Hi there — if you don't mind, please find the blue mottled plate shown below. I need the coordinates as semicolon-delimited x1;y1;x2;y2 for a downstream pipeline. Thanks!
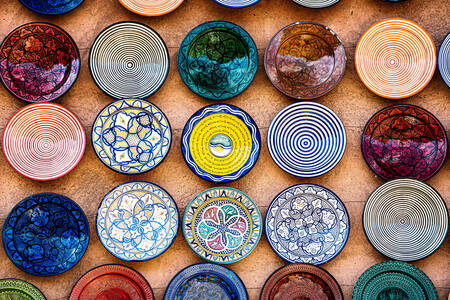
164;263;248;300
97;181;179;261
19;0;83;15
438;33;450;88
178;21;258;100
213;0;259;7
3;193;89;276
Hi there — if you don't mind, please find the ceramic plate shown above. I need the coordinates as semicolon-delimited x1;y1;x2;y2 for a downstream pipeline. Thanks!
265;183;349;264
89;22;169;99
92;99;171;174
261;264;343;300
353;261;438;300
265;22;346;99
363;179;448;261
178;21;258;100
0;279;46;299
2;103;86;181
97;181;179;261
438;33;450;87
355;18;436;99
19;0;83;14
362;104;447;181
183;187;262;264
182;104;260;183
213;0;259;8
164;263;248;300
0;22;80;102
291;0;340;8
69;264;154;299
119;0;183;16
3;193;89;276
268;102;346;177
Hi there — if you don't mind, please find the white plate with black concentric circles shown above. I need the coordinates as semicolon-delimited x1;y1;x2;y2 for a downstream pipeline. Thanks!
268;102;346;177
363;179;448;261
89;22;170;99
292;0;340;8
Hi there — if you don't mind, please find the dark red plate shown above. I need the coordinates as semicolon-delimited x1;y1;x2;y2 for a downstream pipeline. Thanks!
0;22;80;103
362;104;447;181
69;265;154;300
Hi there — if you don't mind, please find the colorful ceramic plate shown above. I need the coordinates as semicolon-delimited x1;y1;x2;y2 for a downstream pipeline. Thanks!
261;264;343;300
438;33;450;87
119;0;183;16
353;261;438;300
89;22;169;99
97;181;179;261
3;193;89;276
291;0;340;8
92;99;172;174
0;279;46;299
355;18;436;99
362;104;447;181
0;22;80;103
181;104;260;182
164;263;248;300
213;0;259;7
69;264;154;299
265;22;346;99
19;0;83;14
363;179;448;261
2;103;86;181
268;102;346;177
178;21;258;100
266;184;349;264
183;187;262;264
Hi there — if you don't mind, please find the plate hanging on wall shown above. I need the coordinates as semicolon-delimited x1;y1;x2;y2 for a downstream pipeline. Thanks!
119;0;184;16
213;0;260;8
0;279;46;299
291;0;340;8
438;33;450;87
18;0;84;14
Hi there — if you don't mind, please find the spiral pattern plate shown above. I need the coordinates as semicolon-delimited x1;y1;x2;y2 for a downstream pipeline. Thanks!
438;33;450;87
213;0;259;7
292;0;340;8
119;0;183;16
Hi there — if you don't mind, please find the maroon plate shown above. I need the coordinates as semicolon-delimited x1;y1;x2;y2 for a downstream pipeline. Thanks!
362;104;447;181
260;264;343;300
69;265;154;300
0;22;80;103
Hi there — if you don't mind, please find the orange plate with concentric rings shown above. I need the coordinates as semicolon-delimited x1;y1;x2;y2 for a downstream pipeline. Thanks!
355;18;436;99
119;0;184;16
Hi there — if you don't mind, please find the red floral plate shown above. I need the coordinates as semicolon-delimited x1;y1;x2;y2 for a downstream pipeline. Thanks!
260;264;343;300
69;265;154;300
0;22;80;103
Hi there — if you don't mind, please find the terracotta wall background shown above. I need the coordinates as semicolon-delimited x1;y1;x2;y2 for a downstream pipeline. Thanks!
0;0;448;299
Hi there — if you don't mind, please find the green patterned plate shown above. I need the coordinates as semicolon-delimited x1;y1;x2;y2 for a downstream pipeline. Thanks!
0;279;46;299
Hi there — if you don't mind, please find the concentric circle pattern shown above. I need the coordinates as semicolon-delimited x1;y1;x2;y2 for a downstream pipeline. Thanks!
89;22;170;99
355;18;436;99
2;103;86;181
292;0;340;8
268;102;346;177
363;179;448;261
119;0;183;16
0;279;46;299
438;33;450;87
213;0;260;7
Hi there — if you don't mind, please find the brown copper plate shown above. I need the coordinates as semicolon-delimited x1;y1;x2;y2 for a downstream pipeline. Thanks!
260;264;343;300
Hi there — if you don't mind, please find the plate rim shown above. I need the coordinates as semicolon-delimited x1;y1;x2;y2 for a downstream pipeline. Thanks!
18;0;84;15
119;0;184;16
212;0;260;8
438;32;450;87
0;278;47;299
291;0;341;9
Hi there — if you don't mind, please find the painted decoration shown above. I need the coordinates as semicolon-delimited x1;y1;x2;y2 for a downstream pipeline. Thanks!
291;0;340;8
213;0;259;7
119;0;184;16
438;33;450;87
18;0;83;14
0;279;46;299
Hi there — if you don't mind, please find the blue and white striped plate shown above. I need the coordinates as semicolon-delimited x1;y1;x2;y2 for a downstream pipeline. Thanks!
268;102;346;177
213;0;259;7
438;33;450;88
292;0;340;8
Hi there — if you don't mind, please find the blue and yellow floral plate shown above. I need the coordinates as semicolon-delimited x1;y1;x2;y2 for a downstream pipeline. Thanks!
97;181;179;261
3;193;89;276
92;99;171;174
19;0;84;15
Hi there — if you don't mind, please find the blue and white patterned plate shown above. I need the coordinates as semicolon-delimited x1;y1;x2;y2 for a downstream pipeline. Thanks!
92;99;171;174
265;184;350;264
268;102;346;177
19;0;84;15
438;33;450;88
96;181;179;261
3;193;89;276
213;0;260;8
164;263;248;300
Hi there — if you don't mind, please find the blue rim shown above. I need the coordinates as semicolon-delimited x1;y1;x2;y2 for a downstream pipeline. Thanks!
18;0;84;15
438;33;450;88
212;0;260;8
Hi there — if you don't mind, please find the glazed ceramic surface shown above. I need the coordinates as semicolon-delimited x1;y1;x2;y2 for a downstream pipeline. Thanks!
362;104;447;181
164;263;248;300
181;104;260;183
183;187;262;264
260;264;343;300
89;22;169;99
3;193;89;276
0;279;46;299
355;18;436;99
266;184;349;264
213;0;259;8
363;179;448;261
69;264;154;300
292;0;340;8
438;33;450;87
2;103;86;181
265;22;346;99
352;261;438;300
92;99;171;174
19;0;83;14
119;0;184;16
97;181;179;261
178;21;258;100
0;22;80;102
268;102;346;177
